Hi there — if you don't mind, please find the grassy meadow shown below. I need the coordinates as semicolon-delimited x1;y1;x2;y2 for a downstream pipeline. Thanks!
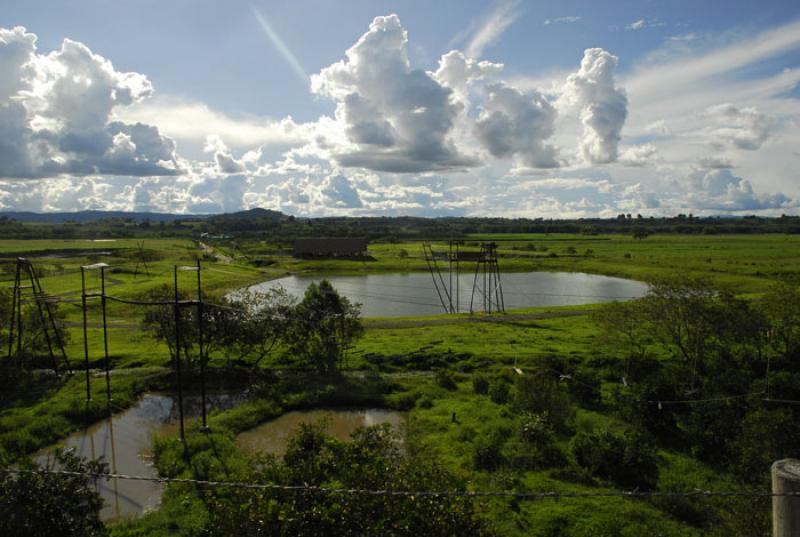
1;232;797;535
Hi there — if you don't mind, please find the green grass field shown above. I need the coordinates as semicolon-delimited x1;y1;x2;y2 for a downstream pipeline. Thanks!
1;233;795;535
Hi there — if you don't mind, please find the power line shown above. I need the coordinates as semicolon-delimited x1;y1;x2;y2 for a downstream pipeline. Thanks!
1;468;789;500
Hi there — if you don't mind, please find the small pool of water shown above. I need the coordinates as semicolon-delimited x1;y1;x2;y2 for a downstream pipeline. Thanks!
245;271;648;317
237;409;406;456
35;392;246;522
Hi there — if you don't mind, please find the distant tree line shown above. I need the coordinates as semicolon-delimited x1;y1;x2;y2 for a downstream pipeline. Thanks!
1;211;799;240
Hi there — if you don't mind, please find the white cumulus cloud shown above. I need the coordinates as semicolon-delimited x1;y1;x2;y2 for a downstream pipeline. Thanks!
560;48;628;164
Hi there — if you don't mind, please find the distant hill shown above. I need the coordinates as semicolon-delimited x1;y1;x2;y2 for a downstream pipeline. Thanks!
207;208;290;222
0;210;200;223
0;208;289;224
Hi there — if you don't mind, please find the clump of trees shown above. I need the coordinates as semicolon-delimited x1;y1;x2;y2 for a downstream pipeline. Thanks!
199;423;492;536
595;274;800;485
141;279;362;376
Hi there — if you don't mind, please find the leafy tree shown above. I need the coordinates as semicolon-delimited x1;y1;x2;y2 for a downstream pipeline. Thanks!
730;407;800;484
593;299;654;378
140;284;196;365
0;450;107;536
219;287;296;368
287;280;363;376
761;280;800;359
641;275;766;393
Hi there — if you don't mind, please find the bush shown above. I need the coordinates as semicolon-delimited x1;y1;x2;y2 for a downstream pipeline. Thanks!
506;413;567;470
570;430;659;490
489;381;510;405
473;429;507;471
513;373;574;434
436;370;458;391
417;395;434;409
472;374;489;395
0;450;107;536
567;369;602;408
387;391;418;411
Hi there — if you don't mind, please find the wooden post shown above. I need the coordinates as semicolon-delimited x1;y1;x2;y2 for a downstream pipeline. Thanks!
773;459;800;537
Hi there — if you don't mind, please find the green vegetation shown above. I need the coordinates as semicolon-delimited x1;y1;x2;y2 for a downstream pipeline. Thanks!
0;229;798;536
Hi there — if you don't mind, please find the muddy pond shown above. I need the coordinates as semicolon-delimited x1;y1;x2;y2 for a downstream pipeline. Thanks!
37;394;404;521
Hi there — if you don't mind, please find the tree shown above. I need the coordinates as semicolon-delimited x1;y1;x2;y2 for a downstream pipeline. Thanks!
761;280;800;359
221;287;296;368
593;299;654;378
140;284;197;367
0;450;107;536
287;280;363;376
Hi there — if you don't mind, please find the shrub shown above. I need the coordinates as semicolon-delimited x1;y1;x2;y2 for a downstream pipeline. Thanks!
473;429;507;471
436;370;458;391
513;373;574;434
0;450;107;536
489;381;510;405
417;395;434;409
472;374;489;395
387;391;418;411
570;430;659;490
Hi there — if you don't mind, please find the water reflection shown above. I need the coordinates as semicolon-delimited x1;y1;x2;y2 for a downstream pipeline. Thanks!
247;272;648;317
36;392;247;521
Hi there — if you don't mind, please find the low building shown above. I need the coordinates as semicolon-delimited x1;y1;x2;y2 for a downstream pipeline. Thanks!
293;237;368;257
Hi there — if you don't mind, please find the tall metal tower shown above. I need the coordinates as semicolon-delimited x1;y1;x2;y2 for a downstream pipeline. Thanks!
423;241;504;314
6;257;70;372
469;242;505;314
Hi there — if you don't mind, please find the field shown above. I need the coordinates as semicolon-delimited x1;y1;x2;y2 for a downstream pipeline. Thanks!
1;233;797;535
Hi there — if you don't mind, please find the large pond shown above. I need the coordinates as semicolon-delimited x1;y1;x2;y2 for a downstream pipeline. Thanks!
246;272;648;317
237;409;406;456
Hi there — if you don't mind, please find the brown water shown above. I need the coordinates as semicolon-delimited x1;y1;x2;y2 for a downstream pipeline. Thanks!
237;408;406;455
35;392;247;521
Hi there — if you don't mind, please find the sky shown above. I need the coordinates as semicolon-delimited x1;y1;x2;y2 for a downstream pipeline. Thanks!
0;0;799;217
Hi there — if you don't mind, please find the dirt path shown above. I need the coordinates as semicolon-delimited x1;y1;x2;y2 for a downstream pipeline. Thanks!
198;241;233;264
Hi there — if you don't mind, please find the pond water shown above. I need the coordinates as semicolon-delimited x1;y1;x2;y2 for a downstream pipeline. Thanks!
35;392;246;522
246;272;648;317
237;408;406;456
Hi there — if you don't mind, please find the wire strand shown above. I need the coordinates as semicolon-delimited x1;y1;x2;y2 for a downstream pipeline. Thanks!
1;468;788;500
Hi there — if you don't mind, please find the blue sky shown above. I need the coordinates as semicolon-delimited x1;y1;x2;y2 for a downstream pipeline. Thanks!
0;0;798;216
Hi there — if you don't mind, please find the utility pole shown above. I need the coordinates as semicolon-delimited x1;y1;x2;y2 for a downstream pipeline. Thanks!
773;459;800;537
173;266;186;446
81;266;91;401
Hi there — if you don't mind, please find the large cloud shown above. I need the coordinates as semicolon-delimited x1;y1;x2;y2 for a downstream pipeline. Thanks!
475;83;559;168
705;103;773;150
0;26;180;179
687;168;790;211
560;48;628;164
310;15;476;173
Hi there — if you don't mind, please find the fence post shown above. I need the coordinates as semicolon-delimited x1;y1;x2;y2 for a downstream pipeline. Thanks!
773;459;800;537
